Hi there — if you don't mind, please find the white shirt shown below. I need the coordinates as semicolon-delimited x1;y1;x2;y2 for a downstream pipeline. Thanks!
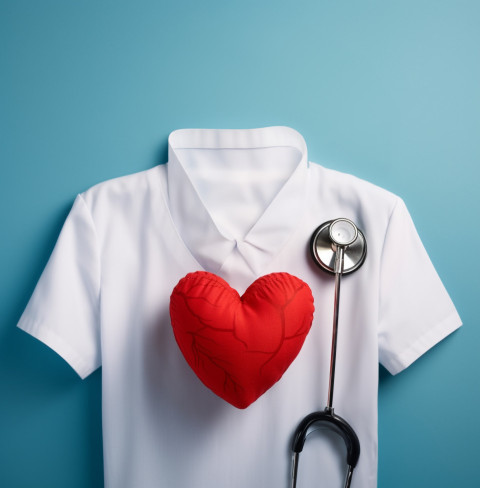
17;126;462;488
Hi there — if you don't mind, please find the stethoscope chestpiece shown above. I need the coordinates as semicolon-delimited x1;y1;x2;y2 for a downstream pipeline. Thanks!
329;219;358;247
310;219;367;275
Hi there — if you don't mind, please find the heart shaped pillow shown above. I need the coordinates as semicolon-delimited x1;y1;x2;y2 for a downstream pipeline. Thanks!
169;271;314;409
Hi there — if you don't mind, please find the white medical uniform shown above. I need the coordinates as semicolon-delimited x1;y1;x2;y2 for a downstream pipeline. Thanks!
17;126;462;488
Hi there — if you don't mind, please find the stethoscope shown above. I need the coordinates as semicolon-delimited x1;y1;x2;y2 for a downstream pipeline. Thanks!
291;218;367;488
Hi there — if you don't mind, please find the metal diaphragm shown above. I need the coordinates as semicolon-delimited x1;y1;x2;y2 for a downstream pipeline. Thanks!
310;220;367;275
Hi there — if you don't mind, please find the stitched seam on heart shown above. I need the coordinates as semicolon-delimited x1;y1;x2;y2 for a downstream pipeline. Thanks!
177;271;240;299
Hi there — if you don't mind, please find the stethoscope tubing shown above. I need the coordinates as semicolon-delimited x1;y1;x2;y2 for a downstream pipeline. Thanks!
327;248;343;410
291;219;366;488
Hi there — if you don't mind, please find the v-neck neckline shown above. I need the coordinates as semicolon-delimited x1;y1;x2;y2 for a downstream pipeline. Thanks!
165;126;310;284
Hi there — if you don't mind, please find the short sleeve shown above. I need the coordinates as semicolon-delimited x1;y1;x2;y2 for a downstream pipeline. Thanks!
17;194;101;379
378;198;462;375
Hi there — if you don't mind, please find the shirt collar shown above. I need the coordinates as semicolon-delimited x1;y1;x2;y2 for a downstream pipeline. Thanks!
166;126;309;281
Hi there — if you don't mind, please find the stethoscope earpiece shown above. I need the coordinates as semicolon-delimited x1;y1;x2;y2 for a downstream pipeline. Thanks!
292;218;366;488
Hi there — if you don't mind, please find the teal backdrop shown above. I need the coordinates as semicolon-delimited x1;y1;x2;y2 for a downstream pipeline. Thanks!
1;0;479;486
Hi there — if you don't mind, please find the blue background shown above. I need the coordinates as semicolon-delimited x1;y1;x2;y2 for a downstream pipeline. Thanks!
1;0;479;486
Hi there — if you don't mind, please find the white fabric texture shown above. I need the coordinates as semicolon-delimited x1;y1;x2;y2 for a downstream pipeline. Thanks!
17;126;462;488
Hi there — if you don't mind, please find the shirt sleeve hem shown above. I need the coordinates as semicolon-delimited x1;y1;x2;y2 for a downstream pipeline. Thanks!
17;317;99;380
382;311;463;376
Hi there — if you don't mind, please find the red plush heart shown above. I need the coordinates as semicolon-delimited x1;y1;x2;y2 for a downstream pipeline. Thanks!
169;271;314;409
